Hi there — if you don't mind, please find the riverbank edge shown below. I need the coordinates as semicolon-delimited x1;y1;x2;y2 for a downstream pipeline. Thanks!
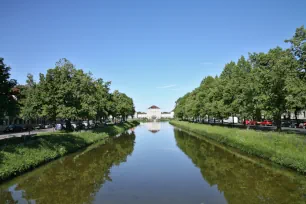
170;120;306;173
0;121;139;183
175;127;306;181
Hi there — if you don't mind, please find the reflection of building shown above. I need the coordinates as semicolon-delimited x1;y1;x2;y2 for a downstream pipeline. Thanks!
144;122;161;133
134;105;174;120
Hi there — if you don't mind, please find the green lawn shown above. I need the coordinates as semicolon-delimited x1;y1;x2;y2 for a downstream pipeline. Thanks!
170;120;306;173
0;121;139;182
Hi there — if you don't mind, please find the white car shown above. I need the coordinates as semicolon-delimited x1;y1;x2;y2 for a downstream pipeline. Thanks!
45;124;53;129
71;123;77;129
82;121;89;129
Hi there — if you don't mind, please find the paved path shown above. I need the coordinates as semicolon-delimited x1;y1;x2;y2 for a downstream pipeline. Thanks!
0;128;55;140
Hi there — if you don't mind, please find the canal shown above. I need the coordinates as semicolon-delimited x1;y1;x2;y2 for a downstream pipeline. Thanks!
1;122;306;204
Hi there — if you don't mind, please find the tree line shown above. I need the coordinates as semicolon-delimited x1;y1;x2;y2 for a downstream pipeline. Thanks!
174;26;306;130
0;58;135;127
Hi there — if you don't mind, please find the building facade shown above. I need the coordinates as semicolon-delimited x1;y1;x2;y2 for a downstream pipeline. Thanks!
134;105;174;119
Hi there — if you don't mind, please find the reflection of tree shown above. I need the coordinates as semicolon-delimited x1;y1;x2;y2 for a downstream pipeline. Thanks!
174;129;306;204
1;132;135;204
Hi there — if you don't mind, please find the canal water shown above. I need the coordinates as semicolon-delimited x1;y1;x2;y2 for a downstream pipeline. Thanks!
1;122;306;204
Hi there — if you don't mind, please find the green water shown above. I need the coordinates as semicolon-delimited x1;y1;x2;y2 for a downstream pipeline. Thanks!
0;122;306;204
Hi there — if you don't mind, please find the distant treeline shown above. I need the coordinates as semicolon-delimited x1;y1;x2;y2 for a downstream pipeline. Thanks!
0;58;135;124
174;26;306;130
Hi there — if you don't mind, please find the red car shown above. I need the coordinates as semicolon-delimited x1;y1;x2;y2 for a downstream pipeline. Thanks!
298;122;306;129
259;120;273;126
243;120;257;125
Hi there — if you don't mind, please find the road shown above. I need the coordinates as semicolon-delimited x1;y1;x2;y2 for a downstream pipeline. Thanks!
0;128;55;140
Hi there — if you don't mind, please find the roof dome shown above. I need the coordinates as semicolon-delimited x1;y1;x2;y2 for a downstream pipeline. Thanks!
148;105;160;109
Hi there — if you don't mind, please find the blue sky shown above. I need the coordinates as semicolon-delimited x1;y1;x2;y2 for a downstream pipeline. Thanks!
1;0;305;112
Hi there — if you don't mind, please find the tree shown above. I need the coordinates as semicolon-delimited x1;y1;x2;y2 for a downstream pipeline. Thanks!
285;25;306;79
95;79;112;122
0;57;17;121
39;59;96;125
174;92;190;120
285;25;306;121
249;47;297;130
219;61;238;122
111;90;135;122
20;74;42;125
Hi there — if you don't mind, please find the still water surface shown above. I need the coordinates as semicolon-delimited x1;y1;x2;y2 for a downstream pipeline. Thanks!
1;122;306;204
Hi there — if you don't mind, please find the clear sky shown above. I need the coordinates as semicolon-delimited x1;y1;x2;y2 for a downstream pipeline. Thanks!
1;0;305;112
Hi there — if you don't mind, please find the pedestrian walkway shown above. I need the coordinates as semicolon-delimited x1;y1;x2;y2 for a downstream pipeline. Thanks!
0;128;54;140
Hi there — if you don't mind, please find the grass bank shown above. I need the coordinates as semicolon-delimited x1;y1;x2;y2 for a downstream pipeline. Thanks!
170;120;306;173
0;121;139;182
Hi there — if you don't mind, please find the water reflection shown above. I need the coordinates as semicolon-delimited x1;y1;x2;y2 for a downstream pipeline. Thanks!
2;123;306;204
0;131;136;204
174;129;306;204
144;122;161;133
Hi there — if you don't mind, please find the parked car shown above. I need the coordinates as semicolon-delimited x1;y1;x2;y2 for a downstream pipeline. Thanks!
44;124;53;129
23;124;34;131
55;123;63;130
281;121;292;127
82;121;89;129
223;117;238;124
3;125;24;133
289;122;299;128
208;119;215;123
35;124;45;129
298;122;306;129
243;120;257;125
260;120;273;126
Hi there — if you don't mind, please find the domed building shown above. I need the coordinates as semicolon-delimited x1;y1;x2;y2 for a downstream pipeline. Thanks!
134;105;174;119
147;105;162;120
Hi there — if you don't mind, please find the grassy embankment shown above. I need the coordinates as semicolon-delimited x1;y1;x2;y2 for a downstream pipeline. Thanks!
170;120;306;173
0;121;139;182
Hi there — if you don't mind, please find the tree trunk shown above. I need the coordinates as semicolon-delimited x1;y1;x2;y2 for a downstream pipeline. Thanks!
276;114;282;132
295;110;298;126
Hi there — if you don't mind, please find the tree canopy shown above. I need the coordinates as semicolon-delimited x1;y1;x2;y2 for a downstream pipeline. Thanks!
0;58;17;121
0;58;135;125
174;26;306;131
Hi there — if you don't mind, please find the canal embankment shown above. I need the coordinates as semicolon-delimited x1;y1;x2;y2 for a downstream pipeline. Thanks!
170;120;306;173
0;121;139;183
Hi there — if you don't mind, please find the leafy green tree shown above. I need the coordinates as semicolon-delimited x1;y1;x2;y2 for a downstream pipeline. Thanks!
250;47;297;130
111;90;135;121
39;59;100;126
285;25;306;79
95;79;112;122
20;74;42;125
174;93;190;120
0;57;17;121
173;26;305;131
219;61;238;121
285;25;306;121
